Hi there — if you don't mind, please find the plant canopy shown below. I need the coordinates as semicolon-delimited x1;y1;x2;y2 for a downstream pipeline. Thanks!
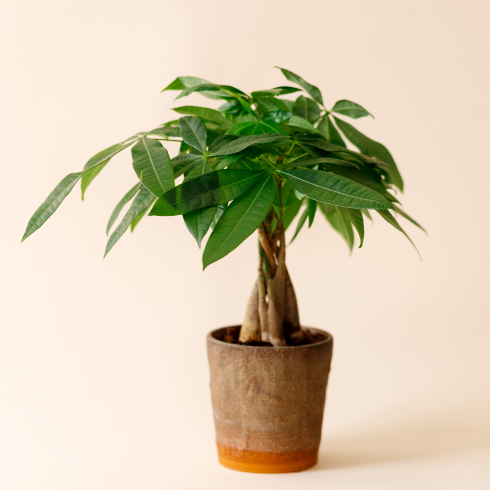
23;68;424;346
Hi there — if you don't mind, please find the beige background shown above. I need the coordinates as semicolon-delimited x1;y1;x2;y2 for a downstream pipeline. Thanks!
1;0;489;488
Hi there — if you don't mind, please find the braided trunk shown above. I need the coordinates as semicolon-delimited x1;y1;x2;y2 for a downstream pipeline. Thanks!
239;187;303;346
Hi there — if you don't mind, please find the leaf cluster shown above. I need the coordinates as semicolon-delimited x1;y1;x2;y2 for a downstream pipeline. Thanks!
23;68;424;265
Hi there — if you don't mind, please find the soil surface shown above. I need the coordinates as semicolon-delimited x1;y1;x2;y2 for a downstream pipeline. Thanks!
220;326;327;347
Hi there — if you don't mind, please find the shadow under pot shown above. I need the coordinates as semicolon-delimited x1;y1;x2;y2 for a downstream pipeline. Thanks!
207;326;333;473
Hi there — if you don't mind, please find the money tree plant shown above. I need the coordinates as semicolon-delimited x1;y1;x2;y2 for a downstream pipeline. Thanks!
23;68;423;346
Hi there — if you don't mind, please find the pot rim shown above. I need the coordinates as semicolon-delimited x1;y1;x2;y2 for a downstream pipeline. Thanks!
207;325;333;350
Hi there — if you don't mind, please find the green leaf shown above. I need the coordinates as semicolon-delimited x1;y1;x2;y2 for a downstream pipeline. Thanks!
308;198;317;227
212;154;241;171
210;133;287;156
104;187;155;257
320;204;354;251
282;157;360;170
263;111;292;123
147;126;181;138
81;162;108;200
226;120;287;136
280;169;392;209
184;207;218;248
184;160;213;182
80;139;137;197
162;76;210;92
289;206;308;244
255;96;289;114
176;84;248;101
377;209;421;259
339;207;364;247
393;205;427;234
282;198;303;231
317;116;346;147
210;204;227;230
82;140;136;173
331;100;373;119
106;182;142;236
293;96;321;123
132;137;174;197
22;172;83;241
202;175;275;269
251;86;301;97
149;170;266;216
131;197;156;232
275;67;324;106
316;164;399;203
362;209;373;221
172;106;230;126
179;116;207;153
287;115;320;134
218;100;242;115
334;117;403;191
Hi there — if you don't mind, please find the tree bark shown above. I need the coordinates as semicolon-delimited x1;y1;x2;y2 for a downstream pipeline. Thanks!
239;181;302;345
267;236;286;346
258;251;270;343
238;280;261;342
284;268;303;341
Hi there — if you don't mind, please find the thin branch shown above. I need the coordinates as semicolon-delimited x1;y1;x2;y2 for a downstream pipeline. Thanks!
258;225;276;277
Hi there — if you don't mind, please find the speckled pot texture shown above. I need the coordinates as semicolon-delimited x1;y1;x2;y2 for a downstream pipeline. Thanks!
207;326;333;473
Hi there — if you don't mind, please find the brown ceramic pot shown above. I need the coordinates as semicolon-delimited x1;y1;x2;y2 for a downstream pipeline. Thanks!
207;326;333;473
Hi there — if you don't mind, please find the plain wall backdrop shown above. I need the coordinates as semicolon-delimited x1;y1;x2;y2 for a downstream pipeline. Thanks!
1;0;489;488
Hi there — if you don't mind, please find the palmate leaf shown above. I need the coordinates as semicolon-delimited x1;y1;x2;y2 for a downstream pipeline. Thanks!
172;106;231;127
175;83;248;101
255;96;290;115
392;205;427;234
308;198;317;227
320;203;355;251
318;164;399;204
293;96;321;123
282;157;360;170
377;209;421;259
334;117;404;191
184;207;218;248
182;159;216;247
225;120;287;136
282;198;303;231
331;100;373;119
106;182;142;236
275;67;324;106
289;206;308;245
317;116;346;147
131;197;156;232
184;160;213;182
339;207;364;247
131;137;174;197
287;115;319;134
149;170;266;216
280;169;392;209
251;87;301;97
81;138;137;199
202;175;275;269
210;204;227;230
147;126;180;138
162;76;210;92
179;116;207;153
104;187;156;257
210;133;287;156
22;172;83;241
263;111;293;124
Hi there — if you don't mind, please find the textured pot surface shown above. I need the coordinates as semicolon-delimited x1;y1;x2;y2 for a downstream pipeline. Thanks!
207;326;333;473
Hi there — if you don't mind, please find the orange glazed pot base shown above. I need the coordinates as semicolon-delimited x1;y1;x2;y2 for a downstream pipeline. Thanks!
217;444;318;473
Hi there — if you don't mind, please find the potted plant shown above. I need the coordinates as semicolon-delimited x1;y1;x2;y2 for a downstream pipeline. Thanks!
23;67;422;473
